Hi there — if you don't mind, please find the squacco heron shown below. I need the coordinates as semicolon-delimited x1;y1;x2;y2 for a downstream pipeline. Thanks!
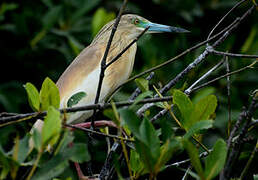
31;14;188;150
55;14;189;124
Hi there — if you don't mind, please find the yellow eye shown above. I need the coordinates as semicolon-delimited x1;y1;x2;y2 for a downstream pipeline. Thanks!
134;19;140;25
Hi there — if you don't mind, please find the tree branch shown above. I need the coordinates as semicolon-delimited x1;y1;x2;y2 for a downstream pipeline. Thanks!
0;96;175;126
191;61;257;93
92;0;128;128
221;92;258;179
208;48;258;59
136;5;256;117
65;123;133;142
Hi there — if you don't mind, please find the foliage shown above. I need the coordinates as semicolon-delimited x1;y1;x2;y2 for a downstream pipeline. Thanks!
67;91;87;108
0;0;257;179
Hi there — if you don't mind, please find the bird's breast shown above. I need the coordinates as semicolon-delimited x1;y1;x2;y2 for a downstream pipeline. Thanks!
104;43;137;94
57;42;137;124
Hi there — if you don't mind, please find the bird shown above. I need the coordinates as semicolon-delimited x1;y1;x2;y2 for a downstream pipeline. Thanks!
55;14;189;124
29;15;189;178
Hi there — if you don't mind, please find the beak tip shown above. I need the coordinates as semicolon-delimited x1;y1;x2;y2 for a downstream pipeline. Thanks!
169;26;190;33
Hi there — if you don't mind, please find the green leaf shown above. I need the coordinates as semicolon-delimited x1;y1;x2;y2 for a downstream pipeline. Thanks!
160;119;174;142
254;174;258;180
0;3;18;16
17;135;29;163
68;143;91;163
70;0;101;24
134;139;155;173
42;6;62;30
155;139;180;172
111;101;120;126
241;27;257;53
192;87;216;104
155;101;167;109
42;106;61;147
135;78;149;92
39;77;60;111
24;83;40;111
131;91;153;107
67;35;84;55
120;109;141;139
31;154;69;180
139;117;160;162
103;109;116;121
0;145;11;179
183;140;205;179
192;95;217;123
67;91;86;108
173;90;194;129
32;129;42;152
30;29;47;48
184;120;213;139
121;109;160;173
54;130;74;154
92;8;115;37
130;149;144;174
204;139;227;180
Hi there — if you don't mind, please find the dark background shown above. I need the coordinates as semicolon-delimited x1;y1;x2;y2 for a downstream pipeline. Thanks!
0;0;257;178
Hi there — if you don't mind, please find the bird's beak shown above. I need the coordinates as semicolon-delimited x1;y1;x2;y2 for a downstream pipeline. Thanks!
145;22;190;33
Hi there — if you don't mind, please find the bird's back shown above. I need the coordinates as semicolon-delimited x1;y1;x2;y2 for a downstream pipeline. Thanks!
57;39;137;124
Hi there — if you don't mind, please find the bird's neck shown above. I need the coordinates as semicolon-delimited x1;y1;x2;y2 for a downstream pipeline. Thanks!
91;30;131;49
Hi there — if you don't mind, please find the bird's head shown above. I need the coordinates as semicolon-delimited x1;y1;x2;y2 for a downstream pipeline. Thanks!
93;14;189;43
118;14;190;39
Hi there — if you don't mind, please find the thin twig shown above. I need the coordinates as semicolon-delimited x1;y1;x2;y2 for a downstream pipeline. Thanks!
128;72;155;101
110;15;242;99
99;72;155;179
208;48;258;58
222;94;258;179
151;59;256;122
65;124;133;142
99;142;121;180
227;107;246;148
207;0;247;40
105;26;150;68
0;112;18;117
191;61;257;93
137;48;209;116
226;57;232;137
137;5;256;117
0;96;175;126
153;85;210;154
239;140;258;180
1;59;255;128
92;0;128;128
165;150;210;169
184;58;225;94
182;165;192;180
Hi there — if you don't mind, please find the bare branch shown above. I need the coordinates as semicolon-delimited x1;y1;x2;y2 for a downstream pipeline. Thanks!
136;4;256;117
110;14;242;98
65;123;133;142
92;0;128;128
165;150;210;169
226;57;232;137
207;0;248;40
184;58;225;94
191;61;257;93
105;26;150;68
128;72;155;101
0;96;175;126
221;93;258;179
208;48;258;58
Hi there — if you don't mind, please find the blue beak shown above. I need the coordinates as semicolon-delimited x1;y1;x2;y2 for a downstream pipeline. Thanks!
146;22;190;33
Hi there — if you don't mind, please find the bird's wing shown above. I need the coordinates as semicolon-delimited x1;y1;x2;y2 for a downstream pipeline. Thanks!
56;43;104;108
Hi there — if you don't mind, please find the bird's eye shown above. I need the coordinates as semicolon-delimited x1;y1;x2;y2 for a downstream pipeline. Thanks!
134;19;140;25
